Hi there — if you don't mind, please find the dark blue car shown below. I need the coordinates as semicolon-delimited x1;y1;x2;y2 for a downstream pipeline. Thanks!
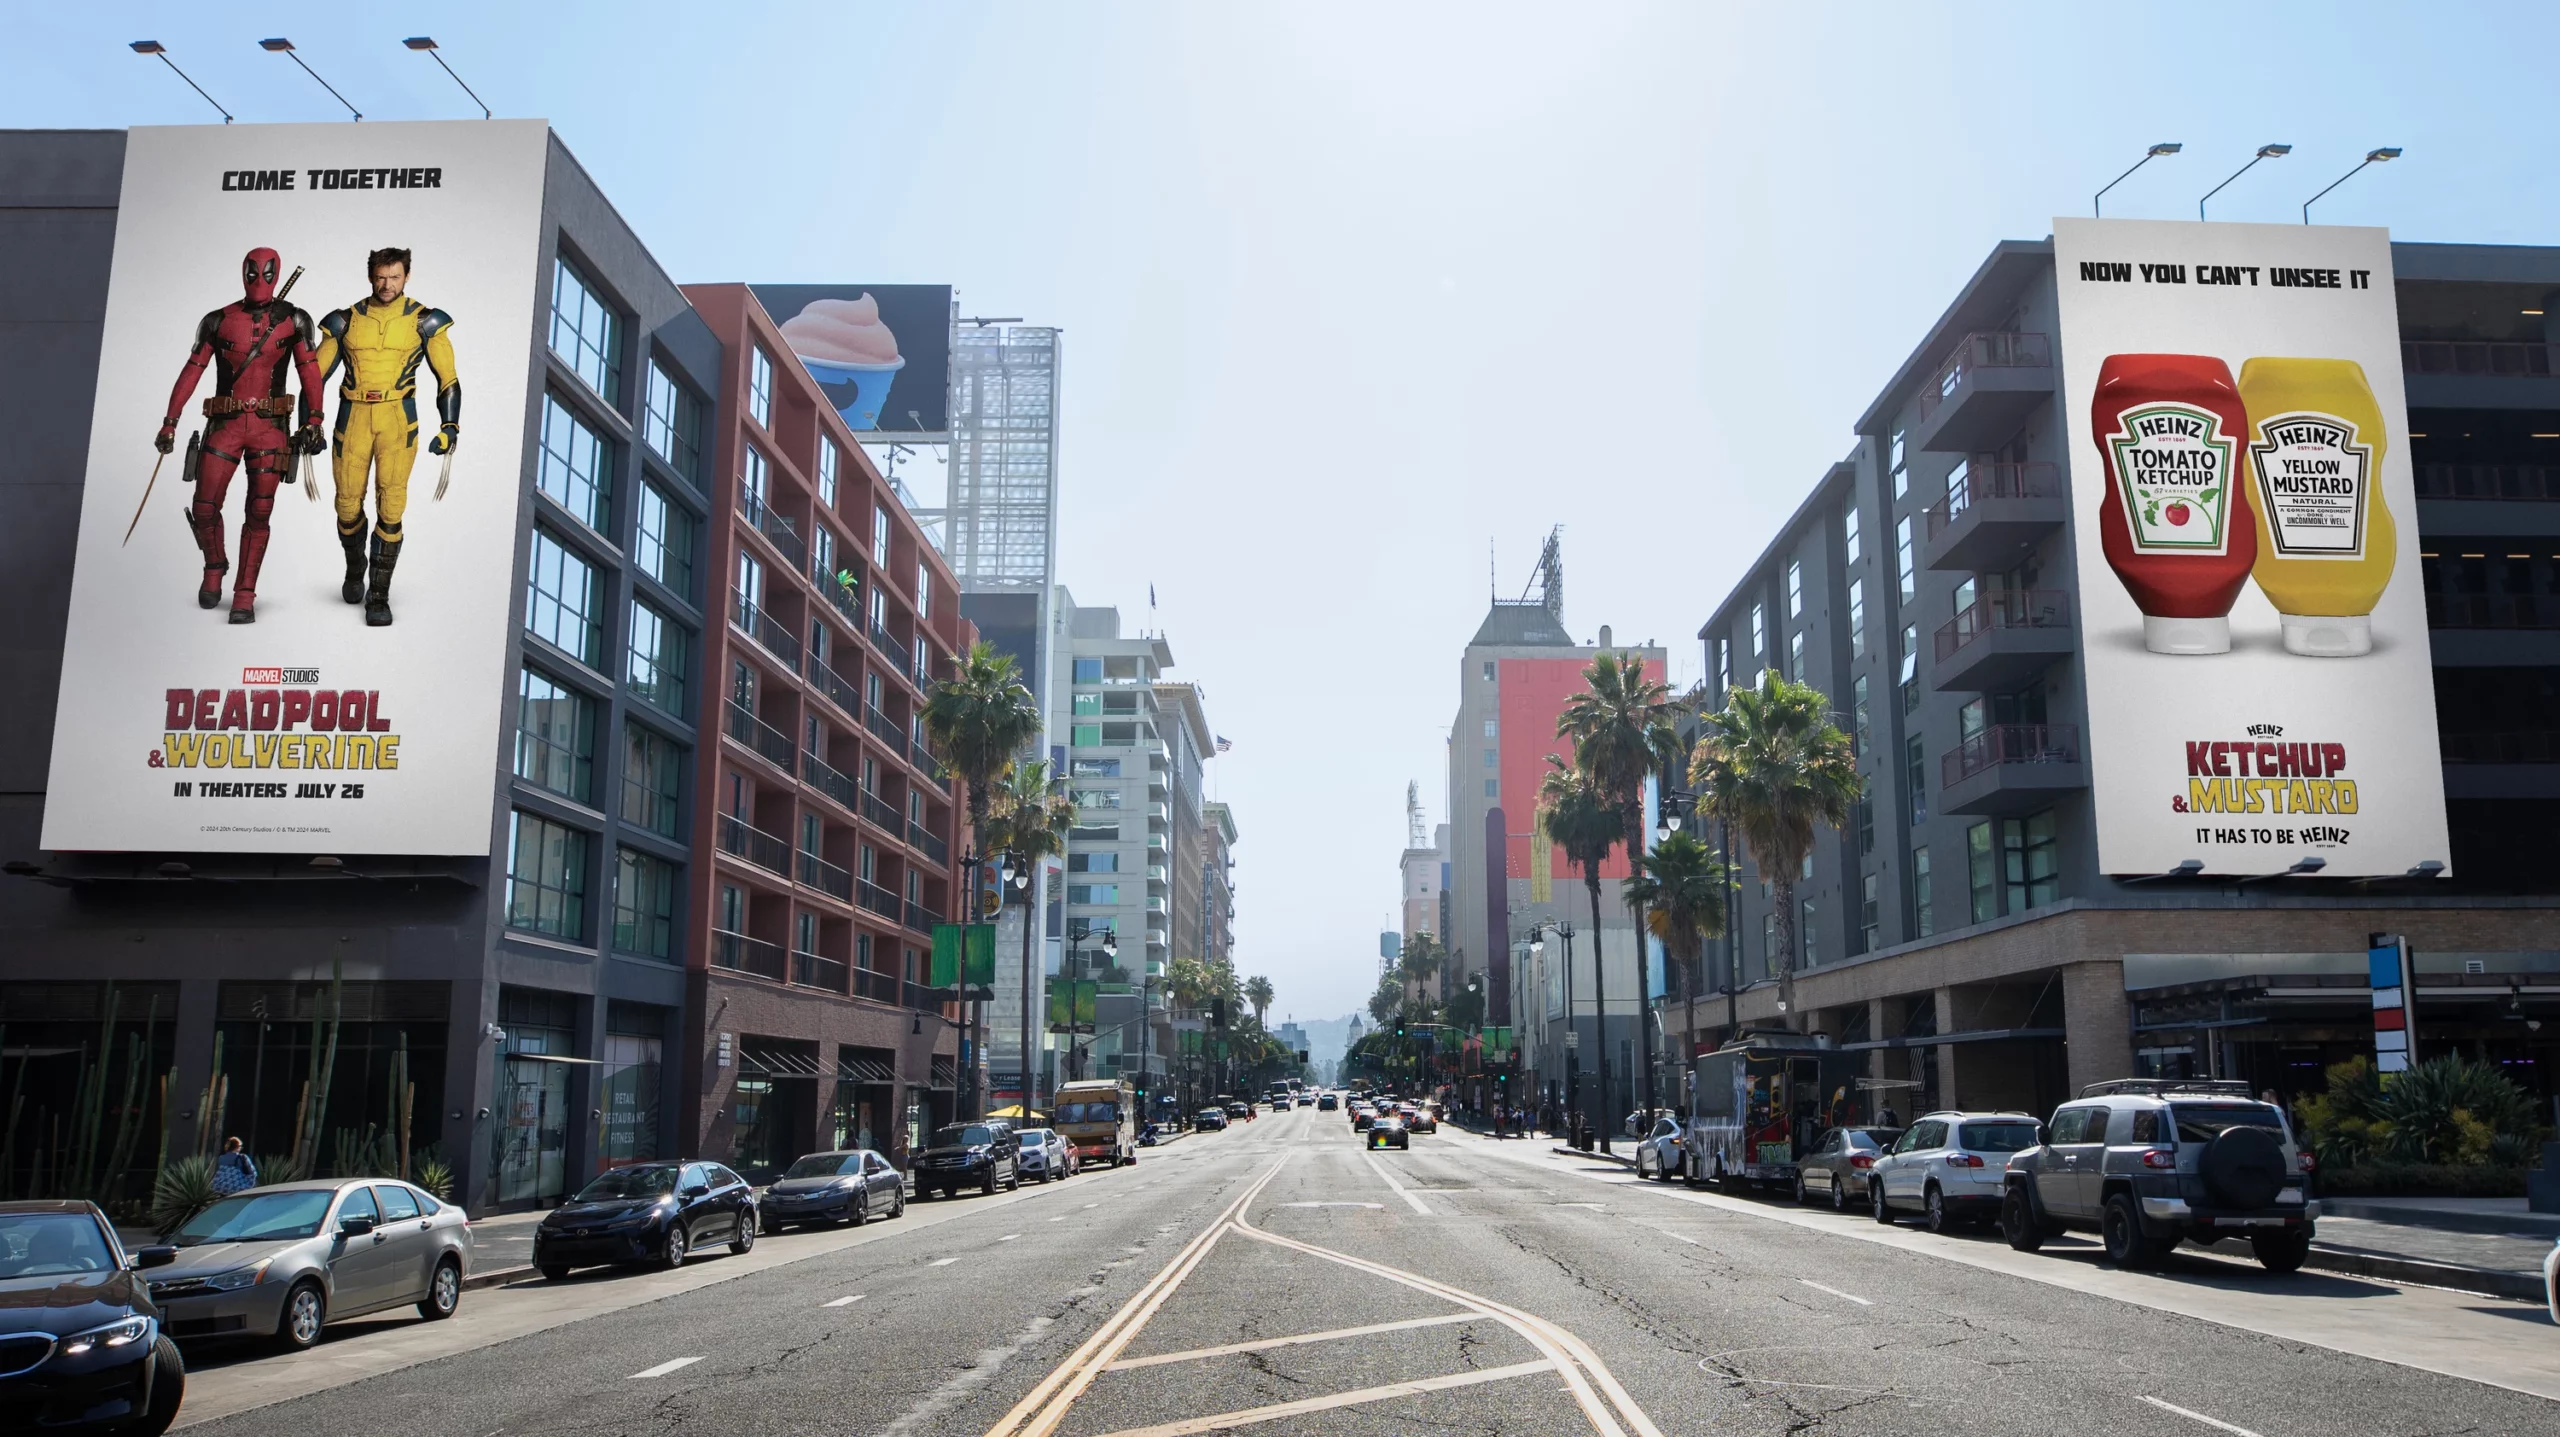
0;1200;184;1433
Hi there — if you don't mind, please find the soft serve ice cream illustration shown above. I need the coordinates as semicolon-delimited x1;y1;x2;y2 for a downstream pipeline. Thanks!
778;294;905;430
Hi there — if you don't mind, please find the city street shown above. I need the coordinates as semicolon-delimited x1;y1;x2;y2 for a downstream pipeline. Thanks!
172;1104;2560;1436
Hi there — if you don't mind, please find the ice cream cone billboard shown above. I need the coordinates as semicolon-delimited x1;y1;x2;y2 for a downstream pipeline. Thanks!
2053;218;2448;877
748;284;953;435
40;121;550;854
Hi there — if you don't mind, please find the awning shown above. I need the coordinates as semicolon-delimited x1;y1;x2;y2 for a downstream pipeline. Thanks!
837;1054;896;1084
929;1057;959;1089
739;1044;824;1078
1840;1027;2063;1051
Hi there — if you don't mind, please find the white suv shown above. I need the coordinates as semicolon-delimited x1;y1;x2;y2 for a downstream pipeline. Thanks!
1871;1111;2041;1233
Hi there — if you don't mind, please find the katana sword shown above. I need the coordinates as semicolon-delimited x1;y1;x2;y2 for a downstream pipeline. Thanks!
121;450;167;546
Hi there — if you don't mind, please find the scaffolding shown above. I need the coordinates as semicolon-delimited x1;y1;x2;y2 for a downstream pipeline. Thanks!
941;326;1061;592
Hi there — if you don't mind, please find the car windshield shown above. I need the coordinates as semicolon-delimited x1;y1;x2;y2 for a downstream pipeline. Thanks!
783;1154;862;1179
573;1167;678;1201
1059;1103;1117;1123
173;1188;335;1246
1017;1129;1051;1144
1959;1122;2039;1153
2172;1104;2286;1144
932;1125;995;1148
0;1213;115;1277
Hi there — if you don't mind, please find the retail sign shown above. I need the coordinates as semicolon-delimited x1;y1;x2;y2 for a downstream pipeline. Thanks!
2052;219;2450;878
42;121;551;855
2368;933;2416;1074
747;284;953;436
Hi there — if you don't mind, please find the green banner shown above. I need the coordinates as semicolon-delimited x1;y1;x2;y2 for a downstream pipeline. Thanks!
1073;980;1097;1027
933;924;999;989
963;924;996;987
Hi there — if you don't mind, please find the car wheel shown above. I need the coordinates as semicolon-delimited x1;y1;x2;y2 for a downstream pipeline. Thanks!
1924;1184;1955;1235
129;1335;184;1437
659;1221;690;1270
891;1185;907;1218
981;1165;999;1197
1831;1176;1849;1212
540;1263;572;1282
729;1210;757;1255
274;1280;327;1351
1871;1179;1896;1225
2101;1192;2166;1269
1793;1172;1810;1206
417;1257;463;1320
2250;1227;2312;1274
2001;1186;2046;1252
850;1186;871;1226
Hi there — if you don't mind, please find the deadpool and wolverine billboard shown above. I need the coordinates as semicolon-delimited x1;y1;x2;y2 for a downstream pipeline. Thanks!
42;122;551;855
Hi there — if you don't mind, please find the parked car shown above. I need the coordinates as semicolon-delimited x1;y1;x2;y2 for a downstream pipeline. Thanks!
2000;1080;2315;1271
535;1161;756;1280
2544;1240;2559;1326
1792;1126;1904;1209
1317;1093;1339;1111
0;1201;184;1434
1870;1112;2038;1232
1633;1116;1685;1181
761;1149;907;1229
1016;1129;1076;1183
1367;1115;1411;1150
1195;1108;1229;1132
912;1122;1023;1198
152;1178;468;1350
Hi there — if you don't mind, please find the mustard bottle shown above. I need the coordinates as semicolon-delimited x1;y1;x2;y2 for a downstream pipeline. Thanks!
2237;357;2397;656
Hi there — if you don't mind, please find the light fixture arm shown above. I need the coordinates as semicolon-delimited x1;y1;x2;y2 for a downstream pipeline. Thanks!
2094;143;2180;219
417;44;491;119
2302;149;2401;224
133;45;233;124
2199;146;2288;221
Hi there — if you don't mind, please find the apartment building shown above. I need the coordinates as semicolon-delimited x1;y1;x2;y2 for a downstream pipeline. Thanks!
1203;800;1238;970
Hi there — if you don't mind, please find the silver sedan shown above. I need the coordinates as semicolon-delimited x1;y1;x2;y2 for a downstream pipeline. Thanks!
146;1179;470;1351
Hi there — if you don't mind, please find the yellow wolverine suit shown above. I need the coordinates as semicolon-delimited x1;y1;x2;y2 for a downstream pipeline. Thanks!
314;296;459;626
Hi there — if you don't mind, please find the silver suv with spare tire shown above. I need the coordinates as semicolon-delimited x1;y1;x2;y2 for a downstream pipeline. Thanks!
1999;1079;2315;1273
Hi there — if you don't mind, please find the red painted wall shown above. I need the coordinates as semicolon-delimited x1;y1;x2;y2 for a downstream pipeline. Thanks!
1497;658;1631;883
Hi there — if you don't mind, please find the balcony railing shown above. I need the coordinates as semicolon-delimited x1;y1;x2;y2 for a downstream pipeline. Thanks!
791;950;849;994
798;849;854;903
867;619;902;662
732;595;803;671
803;750;859;812
861;788;902;834
817;569;861;624
740;492;808;569
904;900;937;935
909;820;949;865
1924;460;2065;539
712;928;787;981
909;736;940;775
715;812;791;874
1918;331;2052;420
2441;731;2560;763
852;966;901;1005
1935;589;2072;662
809;656;862;718
856;877;901;919
864;704;904;751
2414;462;2560;501
724;701;797;775
1941;723;2081;788
2402;340;2554;378
2427;593;2560;630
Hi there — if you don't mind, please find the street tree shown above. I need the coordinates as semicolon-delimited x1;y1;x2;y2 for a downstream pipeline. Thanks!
1557;650;1684;1119
1244;975;1274;1028
1538;754;1625;1149
990;758;1076;1112
921;639;1042;1116
1621;829;1729;1105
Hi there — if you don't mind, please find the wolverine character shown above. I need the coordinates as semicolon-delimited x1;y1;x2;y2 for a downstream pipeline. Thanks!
156;248;328;624
313;247;460;626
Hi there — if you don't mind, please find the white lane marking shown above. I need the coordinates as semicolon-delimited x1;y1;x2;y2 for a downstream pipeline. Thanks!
824;1295;864;1308
1797;1280;1872;1307
1089;1360;1555;1437
931;1258;959;1267
1048;1215;1066;1222
629;1356;704;1378
1363;1154;1432;1215
1000;1234;1021;1242
1671;1234;1700;1246
1083;1203;1099;1210
1106;1312;1476;1371
2138;1396;2266;1437
1555;1202;1607;1209
1279;1201;1384;1209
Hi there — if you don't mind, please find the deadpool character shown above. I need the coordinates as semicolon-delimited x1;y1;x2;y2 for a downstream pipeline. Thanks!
155;247;327;624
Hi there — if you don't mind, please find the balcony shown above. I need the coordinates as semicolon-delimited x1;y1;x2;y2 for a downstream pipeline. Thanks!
712;928;787;982
740;492;808;569
904;900;937;935
1932;590;2074;693
909;820;949;865
909;736;942;777
791;949;849;994
808;656;862;719
852;966;901;1005
802;750;859;813
1147;803;1170;824
867;619;902;664
731;595;803;673
797;849;854;903
1146;831;1168;853
1938;723;2087;817
1147;864;1170;889
1914;332;2054;453
864;704;904;751
715;813;790;875
724;701;796;776
860;788;902;836
1145;895;1169;916
1920;460;2066;572
2415;463;2560;502
856;877;900;920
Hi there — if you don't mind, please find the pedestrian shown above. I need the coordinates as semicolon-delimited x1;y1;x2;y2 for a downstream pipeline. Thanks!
212;1136;258;1195
1879;1104;1900;1129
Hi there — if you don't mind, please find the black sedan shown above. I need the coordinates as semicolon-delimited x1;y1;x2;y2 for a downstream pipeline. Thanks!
0;1200;184;1434
535;1161;757;1280
910;1123;1022;1199
761;1150;907;1229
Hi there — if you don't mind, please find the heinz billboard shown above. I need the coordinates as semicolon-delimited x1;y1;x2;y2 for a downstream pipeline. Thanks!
41;121;551;854
2052;217;2450;877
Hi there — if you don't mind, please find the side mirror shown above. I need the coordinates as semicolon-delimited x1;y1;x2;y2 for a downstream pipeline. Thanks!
131;1245;180;1270
2036;1125;2050;1146
338;1214;377;1237
682;1183;711;1199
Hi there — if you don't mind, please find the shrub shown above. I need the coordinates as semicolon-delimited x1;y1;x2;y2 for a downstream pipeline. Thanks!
2297;1053;2540;1170
149;1156;218;1238
413;1151;456;1201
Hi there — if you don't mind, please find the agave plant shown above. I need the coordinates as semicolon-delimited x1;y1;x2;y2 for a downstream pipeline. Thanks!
149;1155;218;1238
412;1151;456;1201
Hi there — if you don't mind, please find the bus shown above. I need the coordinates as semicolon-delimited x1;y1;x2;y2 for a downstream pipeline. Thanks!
1053;1078;1137;1168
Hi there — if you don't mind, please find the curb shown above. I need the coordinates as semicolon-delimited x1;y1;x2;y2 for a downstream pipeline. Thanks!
1551;1144;1636;1169
2299;1246;2546;1302
2317;1199;2560;1239
464;1263;533;1291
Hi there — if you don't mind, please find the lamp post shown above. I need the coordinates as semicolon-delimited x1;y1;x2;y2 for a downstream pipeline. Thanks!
1529;920;1585;1148
2303;148;2404;225
1004;856;1035;1116
1062;929;1117;1082
2198;144;2291;221
2094;142;2182;218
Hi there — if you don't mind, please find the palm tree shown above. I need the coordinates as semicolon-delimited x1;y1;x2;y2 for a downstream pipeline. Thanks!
1243;976;1274;1029
1397;932;1442;1003
1538;754;1625;1150
921;639;1041;1117
1689;669;1862;1031
991;759;1075;1113
1622;829;1729;1122
1557;650;1684;1120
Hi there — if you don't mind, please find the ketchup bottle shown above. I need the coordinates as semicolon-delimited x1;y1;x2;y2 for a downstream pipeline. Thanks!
2090;354;2259;654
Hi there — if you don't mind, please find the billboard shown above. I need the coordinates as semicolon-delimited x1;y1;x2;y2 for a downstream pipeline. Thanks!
2052;218;2449;877
747;284;952;435
41;121;551;855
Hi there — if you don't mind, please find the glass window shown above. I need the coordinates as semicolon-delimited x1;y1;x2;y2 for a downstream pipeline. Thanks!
916;561;931;620
1852;675;1871;757
1786;561;1803;617
741;444;767;512
514;667;595;803
1800;896;1816;964
817;441;839;508
1967;820;1996;924
1073;658;1103;684
643;358;700;485
633;481;693;598
1847;579;1866;659
1860;872;1879;953
627;599;689;716
1484;778;1498;799
537;394;613;532
1890;428;1907;497
1762;912;1775;962
1856;794;1874;856
1895;515;1916;602
1071;788;1123;809
2003;809;2060;911
1067;884;1119;905
549;256;622;403
873;506;890;566
736;549;763;613
749;347;773;429
1911;845;1934;938
620;723;683;838
1483;748;1497;769
1071;823;1120;841
1843;503;1861;565
373;1184;421;1222
614;848;677;958
1068;852;1120;873
1073;694;1102;716
1482;661;1496;683
507;810;590;940
1789;632;1805;682
526;529;602;667
1749;602;1765;656
1906;735;1927;827
1071;724;1102;748
1483;719;1498;738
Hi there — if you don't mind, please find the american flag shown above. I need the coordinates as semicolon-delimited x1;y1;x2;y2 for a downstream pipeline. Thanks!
1215;735;1232;753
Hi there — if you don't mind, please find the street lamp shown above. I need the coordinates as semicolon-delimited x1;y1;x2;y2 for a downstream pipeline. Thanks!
2302;148;2403;225
402;38;492;119
258;38;362;121
1528;919;1587;1148
129;41;232;123
2198;143;2291;221
2094;142;2181;218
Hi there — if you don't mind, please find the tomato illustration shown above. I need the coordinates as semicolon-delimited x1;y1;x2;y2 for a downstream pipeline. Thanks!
2166;500;2192;526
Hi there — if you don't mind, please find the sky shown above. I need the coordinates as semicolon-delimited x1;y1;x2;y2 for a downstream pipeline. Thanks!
15;2;2560;1024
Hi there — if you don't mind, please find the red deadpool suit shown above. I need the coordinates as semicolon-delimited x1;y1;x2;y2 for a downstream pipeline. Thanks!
155;247;327;623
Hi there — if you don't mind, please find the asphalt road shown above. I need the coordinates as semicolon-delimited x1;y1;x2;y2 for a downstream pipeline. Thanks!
173;1104;2560;1436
